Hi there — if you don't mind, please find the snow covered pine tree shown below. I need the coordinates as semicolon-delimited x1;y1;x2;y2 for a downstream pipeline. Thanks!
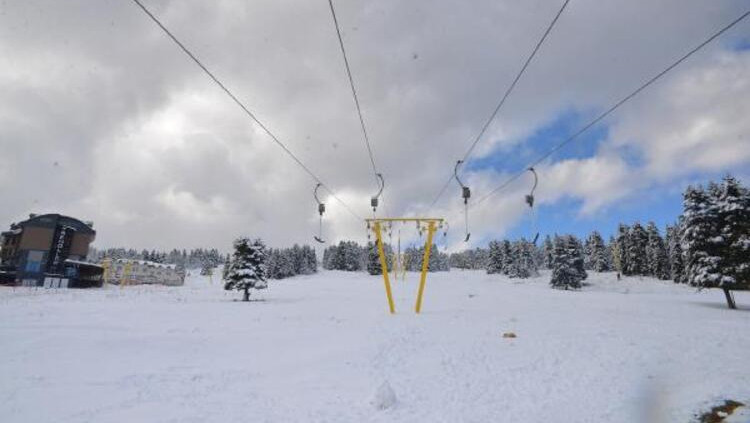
682;177;750;308
585;231;610;272
486;241;503;274
543;235;554;270
200;260;214;276
367;241;384;275
625;223;648;276
666;223;685;283
224;237;268;302
645;222;670;280
613;224;630;274
511;239;538;278
501;241;514;275
712;176;750;301
550;235;587;290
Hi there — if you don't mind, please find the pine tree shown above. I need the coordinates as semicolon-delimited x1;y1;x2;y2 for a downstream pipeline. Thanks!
486;241;503;274
682;177;750;308
345;241;364;271
437;249;451;271
266;249;280;279
427;244;442;272
543;235;554;269
325;241;362;271
607;235;616;272
450;251;468;269
322;246;334;270
279;249;295;278
665;223;685;283
550;235;587;290
499;240;513;275
303;245;318;274
583;235;594;270
506;241;521;278
625;223;648;276
613;224;629;274
513;239;539;278
399;243;445;273
644;222;669;279
585;231;610;272
367;241;385;275
712;176;750;292
475;247;489;269
681;184;721;289
221;255;231;280
224;237;268;301
200;261;214;276
572;236;588;281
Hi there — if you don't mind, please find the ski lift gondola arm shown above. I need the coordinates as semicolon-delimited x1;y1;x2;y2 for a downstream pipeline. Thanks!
525;167;540;245
454;160;471;204
371;173;385;213
313;183;326;243
454;160;471;242
525;167;538;208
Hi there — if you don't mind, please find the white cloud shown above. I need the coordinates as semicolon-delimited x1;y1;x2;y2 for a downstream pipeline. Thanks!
0;0;748;250
608;51;750;180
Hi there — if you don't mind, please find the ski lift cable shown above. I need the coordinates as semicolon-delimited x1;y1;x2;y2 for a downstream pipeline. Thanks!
428;0;571;210
129;0;362;221
474;8;750;207
327;0;386;211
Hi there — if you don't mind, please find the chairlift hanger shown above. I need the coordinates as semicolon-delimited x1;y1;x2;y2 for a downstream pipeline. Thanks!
371;173;385;214
454;160;471;242
525;167;540;245
313;183;326;243
441;221;450;251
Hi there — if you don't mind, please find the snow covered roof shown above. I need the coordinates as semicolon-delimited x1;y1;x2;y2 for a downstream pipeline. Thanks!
107;259;177;270
64;259;103;269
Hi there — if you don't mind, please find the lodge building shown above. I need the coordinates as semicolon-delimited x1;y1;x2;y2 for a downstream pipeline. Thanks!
0;214;103;288
103;259;185;286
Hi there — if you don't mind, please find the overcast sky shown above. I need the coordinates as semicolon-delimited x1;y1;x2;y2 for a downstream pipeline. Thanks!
1;0;749;252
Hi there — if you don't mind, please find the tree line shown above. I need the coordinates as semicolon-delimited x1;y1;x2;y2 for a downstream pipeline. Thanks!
447;175;749;308
89;247;226;270
322;240;450;275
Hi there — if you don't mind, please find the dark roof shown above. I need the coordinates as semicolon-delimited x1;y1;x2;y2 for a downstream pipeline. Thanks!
12;214;96;235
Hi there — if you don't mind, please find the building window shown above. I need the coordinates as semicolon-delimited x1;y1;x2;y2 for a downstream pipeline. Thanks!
25;251;44;273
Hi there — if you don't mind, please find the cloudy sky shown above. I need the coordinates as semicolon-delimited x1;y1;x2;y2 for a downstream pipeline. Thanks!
1;0;748;252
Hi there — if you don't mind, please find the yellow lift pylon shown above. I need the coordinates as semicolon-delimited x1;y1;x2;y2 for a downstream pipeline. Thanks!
366;218;444;314
101;259;111;285
121;261;133;288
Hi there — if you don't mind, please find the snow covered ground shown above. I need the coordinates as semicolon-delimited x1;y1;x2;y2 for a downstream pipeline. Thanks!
1;270;749;422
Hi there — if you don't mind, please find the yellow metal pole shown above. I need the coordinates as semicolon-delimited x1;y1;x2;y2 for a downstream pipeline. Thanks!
102;260;110;285
415;221;436;313
122;262;132;288
374;221;396;314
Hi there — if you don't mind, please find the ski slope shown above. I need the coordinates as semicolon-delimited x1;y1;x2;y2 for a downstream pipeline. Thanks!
1;270;749;422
